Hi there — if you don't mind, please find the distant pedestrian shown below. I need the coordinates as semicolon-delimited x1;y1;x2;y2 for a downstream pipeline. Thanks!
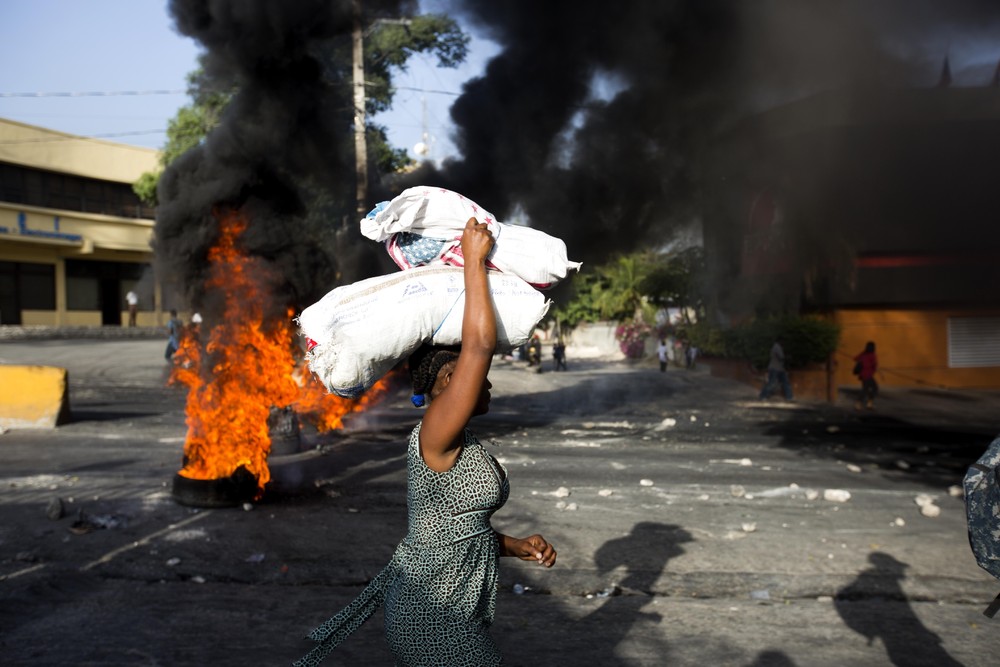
657;338;668;372
189;312;203;334
853;341;879;410
686;344;699;370
759;338;793;400
165;309;183;361
125;290;139;327
527;335;542;372
553;339;567;371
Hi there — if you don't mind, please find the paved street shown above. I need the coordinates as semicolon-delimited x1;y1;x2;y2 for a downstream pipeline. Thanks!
1;338;998;666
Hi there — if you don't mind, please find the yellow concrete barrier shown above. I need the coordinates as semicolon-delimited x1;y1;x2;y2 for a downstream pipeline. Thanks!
0;366;71;429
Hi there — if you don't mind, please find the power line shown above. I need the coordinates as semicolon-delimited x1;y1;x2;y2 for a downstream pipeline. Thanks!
1;85;462;99
391;85;461;97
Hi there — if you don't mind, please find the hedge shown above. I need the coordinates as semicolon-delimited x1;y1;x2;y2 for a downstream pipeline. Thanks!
686;316;839;370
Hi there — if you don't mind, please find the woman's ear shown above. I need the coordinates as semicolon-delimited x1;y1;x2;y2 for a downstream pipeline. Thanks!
430;362;456;398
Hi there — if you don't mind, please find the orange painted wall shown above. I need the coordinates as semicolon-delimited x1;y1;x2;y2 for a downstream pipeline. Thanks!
832;309;1000;389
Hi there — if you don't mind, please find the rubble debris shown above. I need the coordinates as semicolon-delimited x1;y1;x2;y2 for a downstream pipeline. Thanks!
741;522;757;533
948;485;963;498
89;514;126;529
750;589;770;601
598;489;614;497
166;557;181;567
246;553;266;563
893;517;906;527
915;494;941;517
730;484;746;498
825;425;841;434
46;497;64;520
549;487;571;498
639;479;654;487
805;489;820;500
755;486;793;498
895;460;911;470
655;418;677;431
846;464;862;473
68;509;126;534
823;489;851;503
596;585;621;598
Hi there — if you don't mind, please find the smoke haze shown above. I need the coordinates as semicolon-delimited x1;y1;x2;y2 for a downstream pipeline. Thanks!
156;0;1000;318
398;0;1000;269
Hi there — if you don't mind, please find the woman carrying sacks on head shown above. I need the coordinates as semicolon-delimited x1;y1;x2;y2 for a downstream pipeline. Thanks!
295;218;557;667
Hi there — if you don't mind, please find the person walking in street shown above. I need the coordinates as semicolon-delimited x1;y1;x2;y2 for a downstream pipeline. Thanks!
553;339;568;371
657;337;669;372
164;309;183;361
759;337;793;401
853;341;879;410
526;334;543;371
125;290;139;327
295;218;557;667
685;343;699;369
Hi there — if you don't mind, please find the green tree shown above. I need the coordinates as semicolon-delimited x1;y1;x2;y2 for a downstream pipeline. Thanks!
134;13;468;206
639;246;705;324
555;253;652;326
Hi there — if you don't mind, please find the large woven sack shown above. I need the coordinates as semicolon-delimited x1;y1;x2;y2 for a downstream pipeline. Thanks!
298;266;550;398
361;186;581;290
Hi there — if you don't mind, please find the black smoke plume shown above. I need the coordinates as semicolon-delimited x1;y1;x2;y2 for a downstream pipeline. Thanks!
156;0;414;322
387;0;1000;310
156;0;1000;320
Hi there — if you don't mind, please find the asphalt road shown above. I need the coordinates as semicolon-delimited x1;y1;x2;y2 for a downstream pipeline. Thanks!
1;339;998;666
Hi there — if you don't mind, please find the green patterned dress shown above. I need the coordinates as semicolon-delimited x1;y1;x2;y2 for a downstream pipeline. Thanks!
296;423;510;666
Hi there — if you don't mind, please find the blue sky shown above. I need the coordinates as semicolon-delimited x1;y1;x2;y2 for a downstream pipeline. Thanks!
0;1;496;161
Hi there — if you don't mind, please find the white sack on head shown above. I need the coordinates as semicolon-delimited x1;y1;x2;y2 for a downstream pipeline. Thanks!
361;186;581;290
298;266;550;398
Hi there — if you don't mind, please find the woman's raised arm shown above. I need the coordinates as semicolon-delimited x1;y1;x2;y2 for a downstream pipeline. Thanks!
418;218;496;472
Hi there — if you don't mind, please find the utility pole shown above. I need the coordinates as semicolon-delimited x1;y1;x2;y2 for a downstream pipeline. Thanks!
352;0;368;220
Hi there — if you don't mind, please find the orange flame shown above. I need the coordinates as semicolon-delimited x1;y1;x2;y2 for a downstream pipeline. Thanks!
170;209;388;497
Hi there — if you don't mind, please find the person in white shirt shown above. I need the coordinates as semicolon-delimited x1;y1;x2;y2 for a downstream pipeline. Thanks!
125;290;139;327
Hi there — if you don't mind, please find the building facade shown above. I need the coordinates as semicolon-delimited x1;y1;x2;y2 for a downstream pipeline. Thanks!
703;87;1000;389
0;117;167;326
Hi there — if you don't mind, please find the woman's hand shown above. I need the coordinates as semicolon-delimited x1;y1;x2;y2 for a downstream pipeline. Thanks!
461;217;494;266
499;533;557;568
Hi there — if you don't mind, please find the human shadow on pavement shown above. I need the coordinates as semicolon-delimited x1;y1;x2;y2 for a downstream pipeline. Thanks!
567;522;693;665
834;551;962;667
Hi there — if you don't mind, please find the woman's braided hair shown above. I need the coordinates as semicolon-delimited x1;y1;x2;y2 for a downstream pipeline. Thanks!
408;345;461;407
